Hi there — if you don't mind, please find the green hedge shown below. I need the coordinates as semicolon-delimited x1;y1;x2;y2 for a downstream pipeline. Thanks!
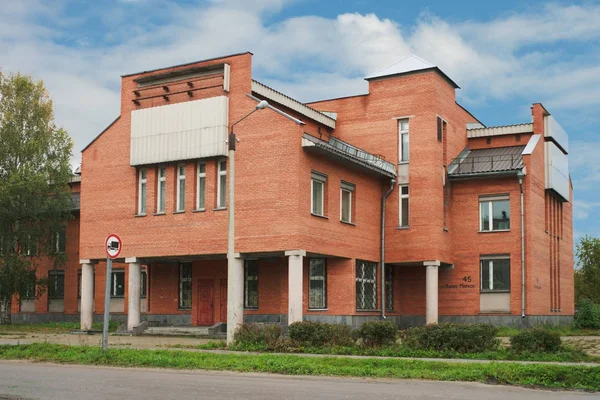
510;327;562;353
234;323;282;350
288;321;354;347
401;323;499;353
357;321;398;347
574;299;600;329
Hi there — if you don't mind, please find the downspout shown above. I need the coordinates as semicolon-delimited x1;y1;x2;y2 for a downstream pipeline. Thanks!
381;178;396;320
517;171;526;318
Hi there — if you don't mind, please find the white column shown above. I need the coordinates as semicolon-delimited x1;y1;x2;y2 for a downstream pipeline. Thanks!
286;250;306;325
425;260;440;325
227;254;244;344
126;258;141;331
79;260;95;331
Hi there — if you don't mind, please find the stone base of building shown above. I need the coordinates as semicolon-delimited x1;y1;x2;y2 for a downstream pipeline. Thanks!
10;313;191;326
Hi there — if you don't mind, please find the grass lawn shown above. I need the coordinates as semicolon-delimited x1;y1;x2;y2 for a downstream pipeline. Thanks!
0;321;118;334
497;326;600;337
0;343;598;391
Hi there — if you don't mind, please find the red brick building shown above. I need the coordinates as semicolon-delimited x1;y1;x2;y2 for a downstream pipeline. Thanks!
11;52;574;338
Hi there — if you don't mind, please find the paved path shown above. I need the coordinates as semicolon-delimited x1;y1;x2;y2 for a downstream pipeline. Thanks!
0;361;596;400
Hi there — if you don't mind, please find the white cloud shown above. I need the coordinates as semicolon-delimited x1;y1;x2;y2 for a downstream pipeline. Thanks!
573;200;600;221
1;0;599;169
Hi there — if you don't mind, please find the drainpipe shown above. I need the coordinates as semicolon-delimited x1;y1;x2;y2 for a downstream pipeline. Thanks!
517;171;526;318
381;178;396;320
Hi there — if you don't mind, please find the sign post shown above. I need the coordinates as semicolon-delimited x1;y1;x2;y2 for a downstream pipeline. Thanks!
103;233;122;352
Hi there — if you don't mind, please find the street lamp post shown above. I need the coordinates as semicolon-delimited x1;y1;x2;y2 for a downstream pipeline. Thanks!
226;100;269;344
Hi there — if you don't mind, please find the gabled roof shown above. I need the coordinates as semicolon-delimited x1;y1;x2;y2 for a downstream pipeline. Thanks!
365;54;460;88
81;116;120;153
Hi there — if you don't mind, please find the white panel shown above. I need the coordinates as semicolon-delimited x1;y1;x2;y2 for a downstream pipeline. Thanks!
130;96;229;166
223;63;231;92
480;293;510;313
544;115;569;153
545;142;570;201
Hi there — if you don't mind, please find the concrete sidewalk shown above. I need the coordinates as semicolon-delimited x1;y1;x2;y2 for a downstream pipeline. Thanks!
1;332;599;368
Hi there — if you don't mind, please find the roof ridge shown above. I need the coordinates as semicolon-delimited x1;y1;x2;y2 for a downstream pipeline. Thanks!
366;54;434;78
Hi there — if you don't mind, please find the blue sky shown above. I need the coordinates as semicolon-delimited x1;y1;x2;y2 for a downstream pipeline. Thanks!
1;0;599;245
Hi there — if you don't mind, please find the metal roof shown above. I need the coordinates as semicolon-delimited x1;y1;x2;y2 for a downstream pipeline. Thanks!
467;123;533;138
448;146;526;178
302;133;396;178
365;54;460;88
252;80;336;129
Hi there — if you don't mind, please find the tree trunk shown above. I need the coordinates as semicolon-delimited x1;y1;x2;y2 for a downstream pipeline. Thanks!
0;298;11;325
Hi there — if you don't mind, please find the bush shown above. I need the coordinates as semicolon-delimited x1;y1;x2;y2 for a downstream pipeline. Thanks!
358;321;397;347
574;299;600;329
234;323;282;350
288;321;353;347
401;323;499;353
510;327;562;353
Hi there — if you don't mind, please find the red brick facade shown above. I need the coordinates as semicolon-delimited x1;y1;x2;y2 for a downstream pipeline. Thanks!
12;53;574;327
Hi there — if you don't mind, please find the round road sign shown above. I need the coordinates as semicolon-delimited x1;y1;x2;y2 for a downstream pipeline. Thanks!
105;233;122;259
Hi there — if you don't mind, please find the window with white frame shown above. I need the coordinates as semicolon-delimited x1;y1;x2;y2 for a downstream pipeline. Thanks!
196;162;206;210
309;258;327;309
340;181;354;223
48;270;65;299
179;263;192;309
311;171;327;216
111;270;125;298
480;195;510;231
399;119;409;163
244;260;259;309
399;185;409;228
480;256;510;292
138;168;147;215
157;167;166;213
176;164;186;212
356;260;377;310
217;160;227;209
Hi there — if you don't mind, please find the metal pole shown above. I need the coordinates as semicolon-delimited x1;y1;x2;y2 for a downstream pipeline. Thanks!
102;257;112;352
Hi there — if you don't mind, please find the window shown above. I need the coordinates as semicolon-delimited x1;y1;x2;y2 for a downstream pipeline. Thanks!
176;164;186;212
48;270;64;299
179;263;192;309
24;235;36;257
216;160;227;209
399;185;409;228
356;260;377;310
311;171;327;216
399;119;409;162
340;181;354;223
141;269;147;298
157;167;166;213
196;162;206;210
437;117;447;142
309;259;327;309
244;260;259;309
480;257;510;292
480;195;510;231
53;230;66;254
138;168;147;215
385;267;393;311
23;271;36;299
111;270;125;297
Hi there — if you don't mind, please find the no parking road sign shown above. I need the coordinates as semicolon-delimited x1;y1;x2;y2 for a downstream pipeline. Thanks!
105;233;122;259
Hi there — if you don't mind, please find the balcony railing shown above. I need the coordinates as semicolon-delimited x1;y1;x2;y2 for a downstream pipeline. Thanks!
450;154;523;175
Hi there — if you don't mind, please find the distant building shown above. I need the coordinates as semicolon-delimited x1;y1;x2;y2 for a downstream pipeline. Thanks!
12;52;574;331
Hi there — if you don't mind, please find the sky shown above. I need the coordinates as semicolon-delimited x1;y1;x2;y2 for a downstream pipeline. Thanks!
1;0;599;243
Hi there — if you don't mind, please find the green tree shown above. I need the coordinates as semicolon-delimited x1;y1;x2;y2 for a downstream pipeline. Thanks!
0;72;74;324
575;236;600;304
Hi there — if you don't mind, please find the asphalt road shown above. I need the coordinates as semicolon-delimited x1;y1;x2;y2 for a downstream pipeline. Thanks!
0;361;596;400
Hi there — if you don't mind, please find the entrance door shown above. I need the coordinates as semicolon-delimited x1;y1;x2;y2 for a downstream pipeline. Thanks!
220;279;227;322
197;280;214;326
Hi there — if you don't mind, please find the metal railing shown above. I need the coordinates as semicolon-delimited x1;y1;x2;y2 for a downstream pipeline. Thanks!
450;154;522;175
328;136;396;175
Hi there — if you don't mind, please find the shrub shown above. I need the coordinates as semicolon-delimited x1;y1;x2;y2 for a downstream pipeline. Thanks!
510;327;562;353
358;321;397;347
401;323;499;353
234;323;282;349
288;321;353;347
574;299;600;329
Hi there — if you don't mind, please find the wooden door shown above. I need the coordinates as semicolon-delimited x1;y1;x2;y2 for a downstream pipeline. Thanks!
220;279;227;322
197;280;214;326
